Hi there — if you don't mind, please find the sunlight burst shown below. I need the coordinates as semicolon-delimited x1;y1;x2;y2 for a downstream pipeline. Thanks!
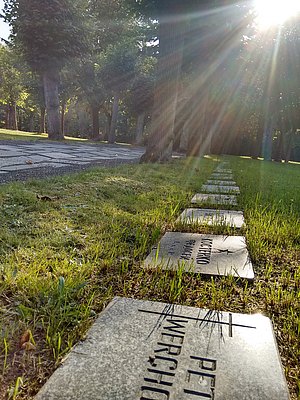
254;0;300;29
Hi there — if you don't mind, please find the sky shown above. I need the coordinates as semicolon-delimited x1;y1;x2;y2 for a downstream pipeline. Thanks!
0;0;11;42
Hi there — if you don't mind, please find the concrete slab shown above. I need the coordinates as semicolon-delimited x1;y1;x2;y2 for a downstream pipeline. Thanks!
178;208;245;228
35;297;289;400
214;168;232;174
206;180;237;186
191;194;238;206
210;174;234;181
201;185;240;194
144;232;254;279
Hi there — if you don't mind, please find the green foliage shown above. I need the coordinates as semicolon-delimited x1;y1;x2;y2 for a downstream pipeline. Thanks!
3;0;89;72
0;45;27;106
127;69;155;115
100;41;137;94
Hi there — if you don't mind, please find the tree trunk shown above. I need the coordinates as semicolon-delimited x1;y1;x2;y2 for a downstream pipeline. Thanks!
43;69;63;140
140;8;185;163
8;102;18;130
186;88;211;157
135;112;146;145
39;106;46;133
284;129;294;163
262;117;275;161
90;105;100;140
108;92;120;144
29;112;34;132
5;105;10;129
61;102;66;136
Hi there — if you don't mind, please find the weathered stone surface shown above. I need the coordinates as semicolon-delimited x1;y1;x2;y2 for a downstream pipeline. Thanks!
35;297;290;400
201;185;240;194
214;168;232;174
178;208;245;228
144;232;254;279
210;173;234;181
206;180;237;186
191;193;238;206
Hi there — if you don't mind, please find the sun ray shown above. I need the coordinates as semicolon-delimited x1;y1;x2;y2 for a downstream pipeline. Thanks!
254;0;300;29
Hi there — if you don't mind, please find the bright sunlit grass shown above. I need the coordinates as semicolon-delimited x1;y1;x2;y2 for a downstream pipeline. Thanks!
0;128;88;142
254;0;300;29
0;156;299;398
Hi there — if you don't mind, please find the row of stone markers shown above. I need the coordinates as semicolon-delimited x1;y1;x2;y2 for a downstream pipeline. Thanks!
36;162;290;399
144;161;253;279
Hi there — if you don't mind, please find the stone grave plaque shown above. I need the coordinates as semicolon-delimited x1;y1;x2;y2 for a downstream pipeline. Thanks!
214;168;232;174
206;180;237;186
191;193;238;206
35;297;290;400
201;185;240;194
178;208;245;228
210;173;234;181
143;232;254;279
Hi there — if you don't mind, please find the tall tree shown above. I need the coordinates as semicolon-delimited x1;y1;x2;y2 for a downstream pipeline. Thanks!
0;45;27;130
100;42;136;143
3;0;88;139
130;0;187;162
129;0;242;162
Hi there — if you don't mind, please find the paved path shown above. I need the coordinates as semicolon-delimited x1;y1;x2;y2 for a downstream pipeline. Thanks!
0;140;144;183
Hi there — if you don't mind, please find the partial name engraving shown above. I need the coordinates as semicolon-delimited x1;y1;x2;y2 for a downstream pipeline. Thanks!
140;317;218;399
178;238;213;265
196;238;213;265
141;318;188;399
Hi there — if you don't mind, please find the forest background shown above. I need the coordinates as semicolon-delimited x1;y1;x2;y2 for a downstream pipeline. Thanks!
0;0;299;162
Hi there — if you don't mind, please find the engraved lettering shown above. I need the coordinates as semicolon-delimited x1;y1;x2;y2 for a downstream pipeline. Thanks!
196;239;213;265
141;317;188;396
184;356;217;399
144;368;175;387
163;319;188;335
180;240;196;261
141;386;170;400
147;356;178;371
167;240;181;256
183;388;214;399
155;342;182;356
160;332;184;344
190;356;217;371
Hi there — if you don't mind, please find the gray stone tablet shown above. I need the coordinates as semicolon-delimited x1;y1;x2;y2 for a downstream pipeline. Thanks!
210;173;234;181
214;168;232;174
191;193;238;206
178;208;245;228
206;180;237;186
144;232;254;279
201;185;240;194
35;297;290;400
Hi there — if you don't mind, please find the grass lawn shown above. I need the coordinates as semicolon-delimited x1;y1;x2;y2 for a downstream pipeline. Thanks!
0;155;299;399
0;128;88;142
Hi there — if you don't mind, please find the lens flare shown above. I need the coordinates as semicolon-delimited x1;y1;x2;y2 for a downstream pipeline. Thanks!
254;0;300;29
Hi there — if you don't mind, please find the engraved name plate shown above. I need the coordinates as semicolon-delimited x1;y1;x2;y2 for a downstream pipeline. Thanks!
206;180;237;186
143;232;254;279
178;209;245;228
210;174;234;181
201;185;240;194
191;194;238;206
35;297;290;400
